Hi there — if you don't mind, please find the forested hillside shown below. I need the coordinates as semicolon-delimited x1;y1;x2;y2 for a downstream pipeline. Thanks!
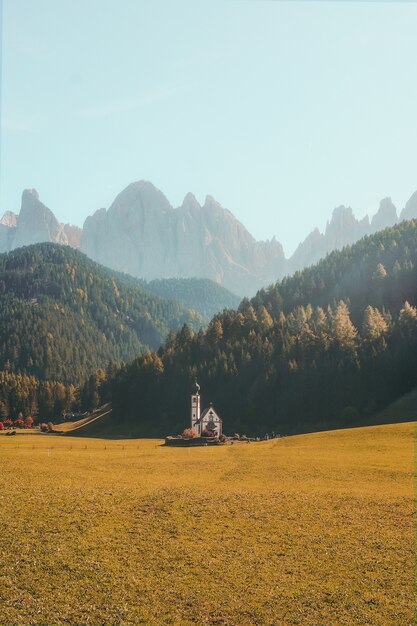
141;278;240;320
252;221;416;322
0;243;202;384
106;220;417;436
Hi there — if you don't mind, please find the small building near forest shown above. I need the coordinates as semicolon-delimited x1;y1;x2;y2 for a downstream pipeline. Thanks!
190;381;222;437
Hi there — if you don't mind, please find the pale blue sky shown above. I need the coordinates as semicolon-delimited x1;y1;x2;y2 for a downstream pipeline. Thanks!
1;0;417;255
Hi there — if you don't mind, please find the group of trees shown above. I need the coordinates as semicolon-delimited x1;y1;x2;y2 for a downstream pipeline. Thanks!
0;243;203;384
1;221;416;436
0;370;76;422
141;278;240;321
103;220;417;436
0;414;34;430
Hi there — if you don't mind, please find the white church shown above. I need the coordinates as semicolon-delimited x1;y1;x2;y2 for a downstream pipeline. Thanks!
190;381;222;437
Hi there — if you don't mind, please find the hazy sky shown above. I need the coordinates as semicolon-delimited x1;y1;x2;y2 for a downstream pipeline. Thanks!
1;0;417;255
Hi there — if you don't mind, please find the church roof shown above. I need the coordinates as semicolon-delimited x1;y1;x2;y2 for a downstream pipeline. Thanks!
196;405;222;424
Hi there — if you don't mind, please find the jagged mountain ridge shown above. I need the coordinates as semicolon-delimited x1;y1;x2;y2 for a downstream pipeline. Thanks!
1;182;417;295
288;196;408;273
2;189;82;252
400;190;417;222
81;181;285;295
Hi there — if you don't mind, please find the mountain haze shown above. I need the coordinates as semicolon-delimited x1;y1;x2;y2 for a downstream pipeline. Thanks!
288;196;404;273
2;182;417;295
0;189;82;253
139;277;240;321
400;191;417;221
81;181;285;295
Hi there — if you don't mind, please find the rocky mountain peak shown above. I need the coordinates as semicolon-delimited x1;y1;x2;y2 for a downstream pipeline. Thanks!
203;195;221;210
62;224;82;248
400;190;417;221
4;180;417;296
0;211;18;227
6;190;82;251
12;189;62;250
79;182;286;295
23;188;40;201
289;227;325;271
109;180;172;217
181;192;201;212
324;206;361;249
0;211;18;254
327;205;355;228
371;197;397;232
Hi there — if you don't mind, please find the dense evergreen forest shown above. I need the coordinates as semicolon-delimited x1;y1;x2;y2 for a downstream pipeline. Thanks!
0;243;203;384
1;222;416;431
140;278;240;321
97;271;240;321
105;220;417;436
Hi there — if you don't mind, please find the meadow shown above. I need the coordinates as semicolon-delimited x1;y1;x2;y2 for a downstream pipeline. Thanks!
0;422;414;626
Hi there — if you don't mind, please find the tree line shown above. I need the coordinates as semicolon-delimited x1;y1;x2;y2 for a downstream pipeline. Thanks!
103;219;417;436
2;221;416;435
0;370;76;422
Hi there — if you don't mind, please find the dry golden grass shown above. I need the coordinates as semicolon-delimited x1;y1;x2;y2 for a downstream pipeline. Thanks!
0;422;414;625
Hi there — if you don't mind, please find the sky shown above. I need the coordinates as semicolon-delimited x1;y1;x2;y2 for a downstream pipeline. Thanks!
1;0;417;256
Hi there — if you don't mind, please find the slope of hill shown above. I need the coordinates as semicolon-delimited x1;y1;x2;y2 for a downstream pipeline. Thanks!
369;387;417;425
141;277;240;320
253;218;417;323
0;243;203;383
53;405;114;436
105;219;417;436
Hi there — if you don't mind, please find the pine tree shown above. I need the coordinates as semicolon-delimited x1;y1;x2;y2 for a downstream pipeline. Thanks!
258;306;273;329
362;305;388;341
398;301;417;338
331;301;357;350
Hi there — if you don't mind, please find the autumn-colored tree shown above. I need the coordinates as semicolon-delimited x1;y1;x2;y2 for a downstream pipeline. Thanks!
372;262;387;281
0;399;8;420
362;305;388;341
182;428;197;438
331;301;357;351
398;301;417;332
258;305;273;329
206;319;224;343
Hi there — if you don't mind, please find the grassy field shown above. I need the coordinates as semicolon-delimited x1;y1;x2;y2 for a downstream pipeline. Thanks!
0;422;414;626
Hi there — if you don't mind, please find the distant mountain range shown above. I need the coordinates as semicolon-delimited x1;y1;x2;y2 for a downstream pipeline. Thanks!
2;182;417;295
289;195;417;271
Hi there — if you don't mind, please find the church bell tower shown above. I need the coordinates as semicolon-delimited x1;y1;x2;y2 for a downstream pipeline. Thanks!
191;380;201;434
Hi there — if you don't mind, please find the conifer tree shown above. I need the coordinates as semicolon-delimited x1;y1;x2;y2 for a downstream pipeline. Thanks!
331;301;357;350
362;305;388;341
